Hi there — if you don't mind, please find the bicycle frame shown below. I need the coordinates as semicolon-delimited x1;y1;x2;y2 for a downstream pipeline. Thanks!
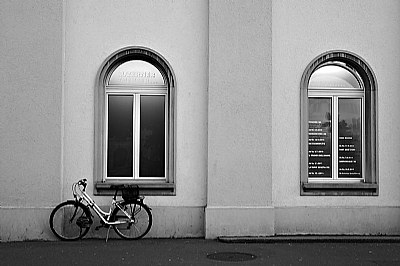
72;182;133;226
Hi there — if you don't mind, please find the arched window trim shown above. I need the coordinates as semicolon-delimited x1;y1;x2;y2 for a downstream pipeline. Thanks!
300;50;378;196
94;47;176;196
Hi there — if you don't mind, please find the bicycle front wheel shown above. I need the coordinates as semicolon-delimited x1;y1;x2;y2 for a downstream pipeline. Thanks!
49;200;92;241
111;201;152;240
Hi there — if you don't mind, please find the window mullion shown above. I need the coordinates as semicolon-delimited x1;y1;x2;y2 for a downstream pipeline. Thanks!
133;94;141;179
332;96;338;180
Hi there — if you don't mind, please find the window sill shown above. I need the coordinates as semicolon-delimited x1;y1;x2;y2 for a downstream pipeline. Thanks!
301;182;378;196
95;181;175;196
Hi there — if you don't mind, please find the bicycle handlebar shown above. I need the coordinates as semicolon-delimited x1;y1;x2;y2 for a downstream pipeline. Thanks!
72;179;87;199
78;179;87;190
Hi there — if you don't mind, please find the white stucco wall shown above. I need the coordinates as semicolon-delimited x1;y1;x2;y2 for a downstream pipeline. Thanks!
0;0;63;241
2;0;400;241
272;0;400;234
63;0;208;237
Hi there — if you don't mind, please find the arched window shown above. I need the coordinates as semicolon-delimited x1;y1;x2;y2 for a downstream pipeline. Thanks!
300;51;378;196
94;47;175;195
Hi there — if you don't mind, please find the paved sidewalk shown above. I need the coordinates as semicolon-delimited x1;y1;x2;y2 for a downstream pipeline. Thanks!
1;238;400;265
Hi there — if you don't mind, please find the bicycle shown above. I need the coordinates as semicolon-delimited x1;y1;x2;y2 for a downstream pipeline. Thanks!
49;179;152;241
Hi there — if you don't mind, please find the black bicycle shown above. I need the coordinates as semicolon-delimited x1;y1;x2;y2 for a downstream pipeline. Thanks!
49;179;152;241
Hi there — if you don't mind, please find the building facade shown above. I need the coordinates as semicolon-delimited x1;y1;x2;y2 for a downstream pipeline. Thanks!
1;0;400;241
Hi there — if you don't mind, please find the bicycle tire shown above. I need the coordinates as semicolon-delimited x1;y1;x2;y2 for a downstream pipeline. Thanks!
49;200;92;241
111;201;152;240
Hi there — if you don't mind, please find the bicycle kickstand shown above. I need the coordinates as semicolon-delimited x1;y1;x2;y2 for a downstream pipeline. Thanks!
105;226;111;242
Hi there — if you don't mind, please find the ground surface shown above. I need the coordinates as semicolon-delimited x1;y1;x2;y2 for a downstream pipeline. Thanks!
1;238;400;265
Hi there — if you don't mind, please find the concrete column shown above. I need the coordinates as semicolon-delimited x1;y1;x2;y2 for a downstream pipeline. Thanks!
0;0;63;241
206;0;274;238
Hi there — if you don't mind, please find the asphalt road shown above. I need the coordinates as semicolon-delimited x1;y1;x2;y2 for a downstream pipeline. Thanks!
1;238;400;265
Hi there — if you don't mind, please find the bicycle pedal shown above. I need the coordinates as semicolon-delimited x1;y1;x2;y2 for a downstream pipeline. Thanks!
95;224;110;231
76;217;92;228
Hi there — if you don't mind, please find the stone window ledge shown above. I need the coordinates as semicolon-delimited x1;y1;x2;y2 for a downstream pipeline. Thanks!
95;181;175;196
301;182;378;196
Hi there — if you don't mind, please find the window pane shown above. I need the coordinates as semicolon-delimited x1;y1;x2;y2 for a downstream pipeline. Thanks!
308;98;332;178
108;60;165;86
309;65;361;90
140;95;166;177
107;95;133;177
338;98;362;178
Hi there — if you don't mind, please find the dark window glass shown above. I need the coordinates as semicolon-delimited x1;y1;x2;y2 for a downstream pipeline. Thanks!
338;98;362;178
140;95;165;177
107;95;133;177
308;98;332;178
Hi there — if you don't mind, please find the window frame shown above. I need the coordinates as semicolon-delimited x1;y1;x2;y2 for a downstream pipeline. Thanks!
308;95;365;182
105;93;168;180
94;47;176;196
300;50;378;196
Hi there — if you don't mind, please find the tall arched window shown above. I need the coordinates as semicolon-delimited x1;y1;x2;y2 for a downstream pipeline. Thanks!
94;47;176;195
300;51;378;196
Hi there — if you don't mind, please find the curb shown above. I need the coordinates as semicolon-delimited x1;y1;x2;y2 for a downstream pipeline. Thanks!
218;235;400;243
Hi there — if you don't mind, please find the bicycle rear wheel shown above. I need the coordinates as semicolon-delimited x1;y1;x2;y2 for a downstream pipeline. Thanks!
49;200;92;241
111;201;152;240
